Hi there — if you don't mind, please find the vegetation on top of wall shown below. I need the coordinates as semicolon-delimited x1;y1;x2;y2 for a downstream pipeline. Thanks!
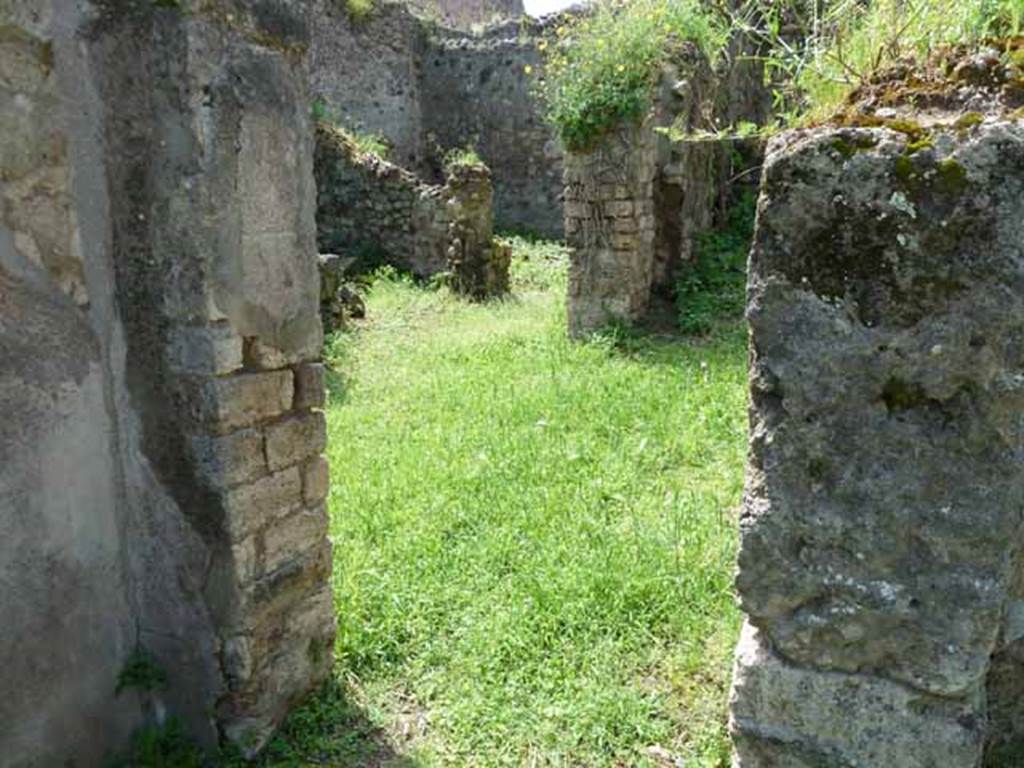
733;0;1024;122
312;100;391;161
538;0;726;152
443;146;486;173
340;0;374;23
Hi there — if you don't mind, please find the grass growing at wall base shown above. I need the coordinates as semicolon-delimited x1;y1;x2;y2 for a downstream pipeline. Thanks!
675;193;755;335
239;237;748;767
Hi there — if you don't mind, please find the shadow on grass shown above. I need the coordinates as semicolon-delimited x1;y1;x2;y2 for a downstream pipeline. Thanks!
237;678;422;768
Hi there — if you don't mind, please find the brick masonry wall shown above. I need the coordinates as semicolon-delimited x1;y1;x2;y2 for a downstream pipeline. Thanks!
564;120;657;337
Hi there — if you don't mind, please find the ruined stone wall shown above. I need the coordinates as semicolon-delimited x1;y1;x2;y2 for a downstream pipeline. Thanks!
564;121;657;337
406;0;524;28
730;120;1024;767
308;1;564;237
420;19;563;237
310;1;426;168
315;123;450;277
1;2;333;763
564;46;768;335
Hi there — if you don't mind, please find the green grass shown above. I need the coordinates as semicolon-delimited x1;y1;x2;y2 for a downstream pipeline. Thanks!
675;194;755;336
235;236;749;767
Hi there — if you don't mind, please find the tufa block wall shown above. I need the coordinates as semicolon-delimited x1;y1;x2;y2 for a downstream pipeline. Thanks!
1;1;334;764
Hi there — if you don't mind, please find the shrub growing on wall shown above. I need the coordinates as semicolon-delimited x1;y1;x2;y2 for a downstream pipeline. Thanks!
539;0;726;152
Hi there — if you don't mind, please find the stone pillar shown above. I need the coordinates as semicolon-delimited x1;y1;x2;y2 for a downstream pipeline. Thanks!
445;163;510;300
730;121;1024;767
563;120;657;337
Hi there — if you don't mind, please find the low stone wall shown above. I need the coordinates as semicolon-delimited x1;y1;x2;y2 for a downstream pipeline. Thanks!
1;2;334;763
315;123;450;277
730;119;1024;767
315;123;509;296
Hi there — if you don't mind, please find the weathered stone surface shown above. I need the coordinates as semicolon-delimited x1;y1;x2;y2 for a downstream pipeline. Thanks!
445;163;510;299
168;324;244;375
730;623;985;768
190;428;268;489
294;362;326;410
265;411;327;471
220;467;303;542
565;119;658;337
262;504;329;576
2;2;335;762
192;371;294;432
731;119;1024;766
301;455;330;506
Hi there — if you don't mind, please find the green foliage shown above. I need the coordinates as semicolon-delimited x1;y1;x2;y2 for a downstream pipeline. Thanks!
733;0;1024;121
540;0;726;151
106;719;204;768
344;0;374;22
675;194;756;335
116;648;168;696
443;146;486;172
309;238;746;766
312;99;390;160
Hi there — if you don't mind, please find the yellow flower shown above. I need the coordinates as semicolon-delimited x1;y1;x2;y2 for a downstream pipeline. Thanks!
524;64;533;75
538;40;548;51
556;25;567;36
617;64;625;73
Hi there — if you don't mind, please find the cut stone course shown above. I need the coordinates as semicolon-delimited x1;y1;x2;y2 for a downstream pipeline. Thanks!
265;411;328;471
192;371;295;432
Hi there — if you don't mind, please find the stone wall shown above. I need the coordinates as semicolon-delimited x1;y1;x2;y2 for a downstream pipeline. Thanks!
315;122;511;296
729;119;1024;767
310;1;426;169
309;1;564;237
406;0;524;28
315;123;450;277
564;47;766;335
564;121;657;336
420;18;563;236
1;2;334;763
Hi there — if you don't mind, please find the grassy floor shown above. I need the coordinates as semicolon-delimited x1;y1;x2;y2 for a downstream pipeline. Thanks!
247;238;748;767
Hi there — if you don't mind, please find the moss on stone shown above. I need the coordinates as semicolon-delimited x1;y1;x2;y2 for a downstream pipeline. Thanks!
894;154;918;182
831;133;879;159
936;158;969;195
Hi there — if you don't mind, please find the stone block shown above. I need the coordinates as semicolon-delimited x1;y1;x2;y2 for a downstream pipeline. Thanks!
603;200;634;217
191;371;293;431
293;363;325;410
264;411;327;471
167;324;243;375
730;121;1024;764
261;504;329;577
301;455;330;507
190;428;267;489
220;467;302;542
730;623;985;768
